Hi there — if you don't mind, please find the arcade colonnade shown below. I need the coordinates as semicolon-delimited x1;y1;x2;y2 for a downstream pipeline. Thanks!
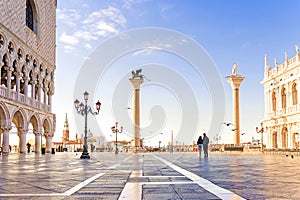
0;105;54;153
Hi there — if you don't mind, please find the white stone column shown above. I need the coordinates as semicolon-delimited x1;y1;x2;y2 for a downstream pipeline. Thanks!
43;88;48;105
15;72;21;101
278;126;282;148
288;123;293;149
5;67;12;98
129;78;144;148
19;132;27;153
0;60;2;84
277;126;280;148
31;81;36;100
265;127;270;149
2;128;10;153
48;94;52;111
37;83;42;102
270;90;274;113
35;132;41;154
226;75;244;145
24;77;29;104
275;88;279;115
285;83;290;109
45;136;52;153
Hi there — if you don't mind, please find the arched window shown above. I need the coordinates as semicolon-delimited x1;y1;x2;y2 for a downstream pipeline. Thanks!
292;83;298;105
26;0;37;34
272;91;276;111
281;87;286;109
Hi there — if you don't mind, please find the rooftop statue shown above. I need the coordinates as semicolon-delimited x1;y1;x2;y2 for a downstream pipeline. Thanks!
231;62;238;75
131;69;150;81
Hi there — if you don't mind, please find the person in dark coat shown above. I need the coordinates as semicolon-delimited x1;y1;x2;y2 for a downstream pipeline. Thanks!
197;136;203;156
26;143;31;153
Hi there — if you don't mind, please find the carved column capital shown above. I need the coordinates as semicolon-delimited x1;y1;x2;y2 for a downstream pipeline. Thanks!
1;126;12;133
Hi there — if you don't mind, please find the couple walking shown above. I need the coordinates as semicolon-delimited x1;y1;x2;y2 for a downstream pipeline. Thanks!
197;133;209;157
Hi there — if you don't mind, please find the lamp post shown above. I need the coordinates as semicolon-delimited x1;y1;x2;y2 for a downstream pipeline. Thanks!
214;134;221;144
74;91;101;159
256;122;264;152
213;134;221;151
111;122;123;154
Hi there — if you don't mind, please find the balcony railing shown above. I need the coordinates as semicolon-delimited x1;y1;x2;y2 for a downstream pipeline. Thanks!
266;104;300;118
0;85;6;96
288;104;299;113
0;86;50;112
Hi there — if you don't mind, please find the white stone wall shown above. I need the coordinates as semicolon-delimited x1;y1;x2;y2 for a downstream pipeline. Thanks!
0;0;56;66
262;48;300;149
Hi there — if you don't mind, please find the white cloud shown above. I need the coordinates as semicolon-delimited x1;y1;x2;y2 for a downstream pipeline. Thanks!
74;30;97;41
58;6;127;53
95;21;118;35
82;6;126;28
122;0;149;10
84;43;92;50
60;32;79;46
63;45;75;52
57;9;81;28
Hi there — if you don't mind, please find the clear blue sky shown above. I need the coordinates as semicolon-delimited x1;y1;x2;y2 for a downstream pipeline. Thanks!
53;0;300;146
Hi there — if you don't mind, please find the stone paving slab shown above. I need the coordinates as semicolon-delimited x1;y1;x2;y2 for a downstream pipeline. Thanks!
0;152;300;199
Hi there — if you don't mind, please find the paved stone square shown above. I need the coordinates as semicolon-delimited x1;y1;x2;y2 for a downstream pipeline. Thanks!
0;152;300;199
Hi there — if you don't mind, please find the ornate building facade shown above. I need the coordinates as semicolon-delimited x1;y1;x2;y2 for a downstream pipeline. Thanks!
262;46;300;150
0;0;56;153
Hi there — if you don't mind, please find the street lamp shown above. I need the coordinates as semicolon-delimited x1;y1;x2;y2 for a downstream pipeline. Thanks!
213;134;222;151
111;122;123;154
256;122;264;152
74;91;101;159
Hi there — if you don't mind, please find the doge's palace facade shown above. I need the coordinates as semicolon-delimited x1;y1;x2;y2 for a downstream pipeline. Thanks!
262;46;300;150
0;0;56;153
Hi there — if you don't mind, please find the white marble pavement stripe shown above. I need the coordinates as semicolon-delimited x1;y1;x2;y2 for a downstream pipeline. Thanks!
63;172;105;195
0;155;135;197
119;182;142;200
0;172;105;197
153;155;246;200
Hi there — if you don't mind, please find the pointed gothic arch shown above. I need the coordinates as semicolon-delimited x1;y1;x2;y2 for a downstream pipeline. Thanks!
29;114;39;132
